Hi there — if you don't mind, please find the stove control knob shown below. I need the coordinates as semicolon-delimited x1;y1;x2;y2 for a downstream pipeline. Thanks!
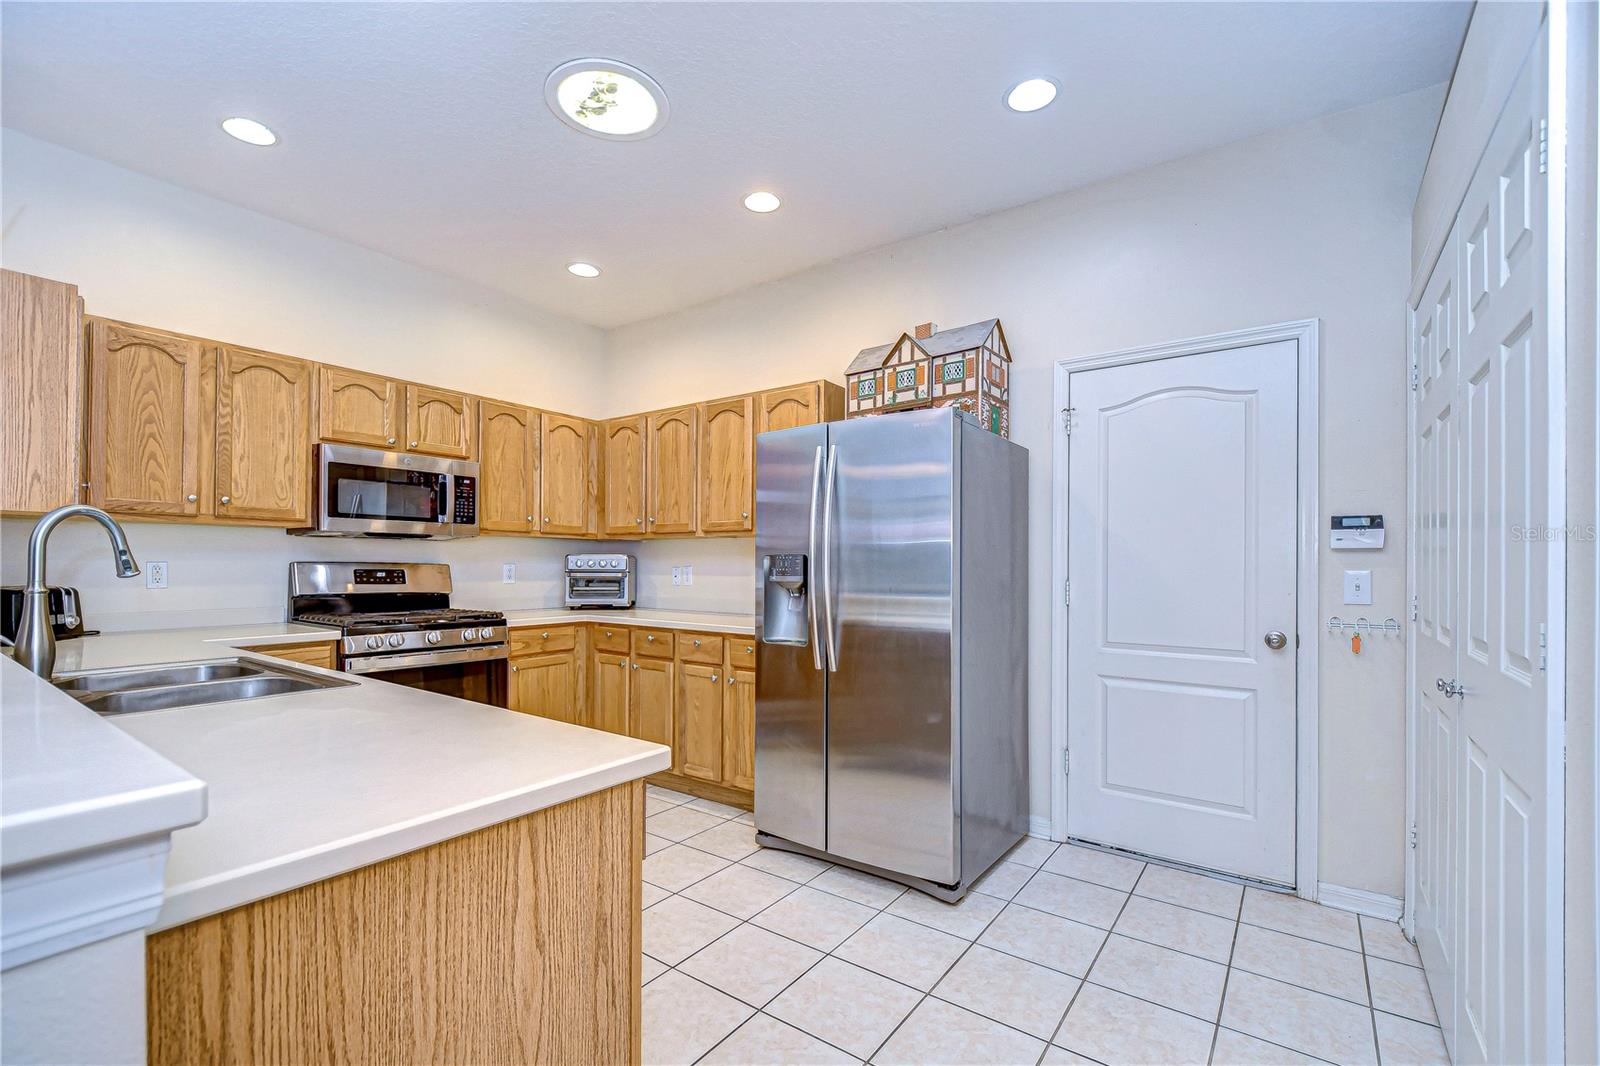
365;636;383;650
425;631;442;645
387;633;405;648
462;628;478;641
480;626;498;641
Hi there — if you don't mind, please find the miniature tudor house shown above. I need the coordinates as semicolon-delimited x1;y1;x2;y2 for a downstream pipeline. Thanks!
845;319;1012;437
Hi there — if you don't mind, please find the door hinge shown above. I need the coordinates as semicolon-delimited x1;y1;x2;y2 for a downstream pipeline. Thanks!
1061;407;1075;435
1409;823;1418;850
1062;749;1071;775
1538;119;1549;174
1409;594;1419;623
1062;580;1071;606
1538;622;1548;671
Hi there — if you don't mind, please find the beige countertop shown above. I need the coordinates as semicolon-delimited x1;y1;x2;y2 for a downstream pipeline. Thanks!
19;621;673;931
502;607;756;636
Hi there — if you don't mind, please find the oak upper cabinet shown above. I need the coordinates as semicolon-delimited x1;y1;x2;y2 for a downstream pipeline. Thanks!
646;406;696;535
697;396;753;534
757;381;844;434
540;413;597;536
722;666;757;791
85;319;206;518
591;650;631;736
629;656;676;765
602;416;647;537
213;345;315;524
2;271;84;514
479;400;539;534
318;365;402;449
677;661;724;783
405;384;475;459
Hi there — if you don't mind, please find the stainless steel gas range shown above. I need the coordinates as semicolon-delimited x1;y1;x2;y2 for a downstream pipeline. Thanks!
289;562;508;705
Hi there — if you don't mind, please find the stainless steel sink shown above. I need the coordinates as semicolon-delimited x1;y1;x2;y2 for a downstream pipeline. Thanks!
53;657;355;716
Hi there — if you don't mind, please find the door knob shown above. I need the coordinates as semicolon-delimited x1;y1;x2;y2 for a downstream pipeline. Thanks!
1436;678;1466;698
1263;631;1288;650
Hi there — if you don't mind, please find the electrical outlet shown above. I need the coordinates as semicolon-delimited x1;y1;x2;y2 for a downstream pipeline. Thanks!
502;563;516;584
682;565;693;586
671;566;683;586
145;561;169;590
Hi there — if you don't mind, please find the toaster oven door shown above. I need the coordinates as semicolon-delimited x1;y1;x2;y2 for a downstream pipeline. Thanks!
565;574;631;607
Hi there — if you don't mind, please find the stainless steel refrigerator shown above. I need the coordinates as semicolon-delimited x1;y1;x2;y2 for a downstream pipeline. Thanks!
754;407;1028;900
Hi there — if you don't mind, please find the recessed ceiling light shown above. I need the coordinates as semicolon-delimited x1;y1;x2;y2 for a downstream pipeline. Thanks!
221;116;277;146
545;59;668;140
1004;78;1059;113
567;262;601;278
743;191;782;214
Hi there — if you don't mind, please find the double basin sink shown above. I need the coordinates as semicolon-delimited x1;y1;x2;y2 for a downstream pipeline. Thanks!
54;657;354;716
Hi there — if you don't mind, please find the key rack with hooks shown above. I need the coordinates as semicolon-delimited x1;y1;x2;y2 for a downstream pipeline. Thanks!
1326;615;1402;655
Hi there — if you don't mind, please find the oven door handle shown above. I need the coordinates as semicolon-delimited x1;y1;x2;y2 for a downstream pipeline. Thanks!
343;644;509;674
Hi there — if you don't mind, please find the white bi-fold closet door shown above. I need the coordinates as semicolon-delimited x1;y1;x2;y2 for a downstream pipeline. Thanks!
1409;26;1560;1066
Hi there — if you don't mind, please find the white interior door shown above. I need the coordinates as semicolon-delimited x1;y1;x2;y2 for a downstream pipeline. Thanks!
1066;340;1299;884
1410;29;1559;1065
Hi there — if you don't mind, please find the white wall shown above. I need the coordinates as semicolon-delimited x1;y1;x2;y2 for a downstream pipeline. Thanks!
604;87;1444;898
0;128;610;624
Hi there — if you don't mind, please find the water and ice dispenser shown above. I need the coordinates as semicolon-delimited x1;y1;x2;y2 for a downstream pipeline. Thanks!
761;553;809;646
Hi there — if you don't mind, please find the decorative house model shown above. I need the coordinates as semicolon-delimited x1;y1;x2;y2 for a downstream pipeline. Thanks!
845;319;1012;437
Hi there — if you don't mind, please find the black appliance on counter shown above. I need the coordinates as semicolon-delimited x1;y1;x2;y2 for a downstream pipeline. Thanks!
1;586;93;642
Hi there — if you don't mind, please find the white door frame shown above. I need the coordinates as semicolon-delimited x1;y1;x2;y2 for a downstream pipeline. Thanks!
1050;319;1321;899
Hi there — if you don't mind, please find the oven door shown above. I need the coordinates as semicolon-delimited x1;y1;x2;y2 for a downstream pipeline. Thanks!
314;444;479;538
344;644;509;707
565;573;632;607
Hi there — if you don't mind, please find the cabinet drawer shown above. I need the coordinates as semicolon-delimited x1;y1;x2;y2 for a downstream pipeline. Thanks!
727;639;757;669
676;633;724;664
509;625;578;657
631;628;673;659
592;625;630;654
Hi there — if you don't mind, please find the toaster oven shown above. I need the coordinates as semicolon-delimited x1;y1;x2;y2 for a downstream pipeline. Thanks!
564;554;635;609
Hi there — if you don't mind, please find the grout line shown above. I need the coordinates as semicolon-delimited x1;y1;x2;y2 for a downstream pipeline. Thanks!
1360;920;1384;1066
1206;878;1247;1064
1046;862;1137;1053
1215;1025;1344;1066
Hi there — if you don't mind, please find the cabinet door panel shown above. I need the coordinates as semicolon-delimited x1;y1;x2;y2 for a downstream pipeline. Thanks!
722;665;756;791
678;661;723;783
214;346;314;524
591;651;630;735
479;400;537;533
406;384;474;459
2;270;84;514
541;413;596;535
319;366;401;448
698;396;753;533
758;383;822;434
86;319;206;517
647;406;696;534
602;416;646;537
630;657;675;764
510;651;581;724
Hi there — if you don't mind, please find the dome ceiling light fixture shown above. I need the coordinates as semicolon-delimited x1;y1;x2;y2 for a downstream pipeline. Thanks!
743;191;782;214
567;262;602;278
221;116;277;145
545;59;669;140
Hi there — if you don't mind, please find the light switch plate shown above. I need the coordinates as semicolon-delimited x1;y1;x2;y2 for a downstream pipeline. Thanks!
145;561;168;590
502;564;516;584
682;565;693;586
1343;569;1372;605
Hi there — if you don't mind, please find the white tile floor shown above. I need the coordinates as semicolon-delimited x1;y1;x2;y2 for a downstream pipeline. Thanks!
640;786;1450;1066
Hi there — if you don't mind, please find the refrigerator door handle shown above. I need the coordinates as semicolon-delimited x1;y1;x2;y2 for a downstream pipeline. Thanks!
808;444;824;671
822;443;839;672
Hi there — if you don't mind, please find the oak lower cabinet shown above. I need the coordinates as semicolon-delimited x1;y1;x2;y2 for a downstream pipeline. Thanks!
540;413;598;536
479;400;539;534
213;345;315;524
601;416;647;537
646;406;696;535
85;319;207;518
722;643;757;791
697;396;753;534
318;364;402;449
507;626;586;725
629;655;676;768
677;661;725;782
591;650;631;735
2;270;84;514
239;640;337;671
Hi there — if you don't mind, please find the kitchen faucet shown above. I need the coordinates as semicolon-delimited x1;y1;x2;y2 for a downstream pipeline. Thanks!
13;505;140;679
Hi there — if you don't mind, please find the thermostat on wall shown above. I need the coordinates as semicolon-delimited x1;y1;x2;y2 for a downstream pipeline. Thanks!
1330;515;1384;550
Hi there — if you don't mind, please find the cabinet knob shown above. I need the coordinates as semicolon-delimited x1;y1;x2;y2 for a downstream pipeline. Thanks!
511;665;519;673
746;645;754;653
219;495;231;505
631;663;639;671
635;517;643;524
693;639;701;647
527;515;534;522
187;494;198;503
646;634;656;642
742;511;749;519
711;673;719;683
541;631;550;639
409;440;419;448
648;516;656;524
545;516;551;523
727;676;734;686
387;437;397;445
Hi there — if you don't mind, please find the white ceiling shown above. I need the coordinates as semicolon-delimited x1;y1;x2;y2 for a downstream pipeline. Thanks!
2;2;1468;329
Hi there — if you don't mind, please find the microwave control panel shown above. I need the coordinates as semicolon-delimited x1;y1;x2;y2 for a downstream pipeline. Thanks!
452;476;477;525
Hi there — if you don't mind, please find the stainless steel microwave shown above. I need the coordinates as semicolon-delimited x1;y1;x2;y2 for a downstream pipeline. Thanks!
302;444;480;538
